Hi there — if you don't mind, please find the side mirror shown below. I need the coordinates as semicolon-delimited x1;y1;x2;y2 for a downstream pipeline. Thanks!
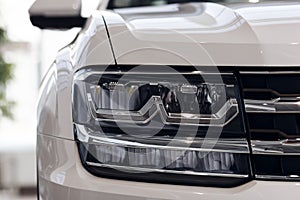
29;0;87;29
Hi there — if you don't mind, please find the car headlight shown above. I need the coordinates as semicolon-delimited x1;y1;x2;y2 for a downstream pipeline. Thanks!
72;65;251;187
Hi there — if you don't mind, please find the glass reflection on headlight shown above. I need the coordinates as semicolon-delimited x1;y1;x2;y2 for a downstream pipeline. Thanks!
73;66;250;186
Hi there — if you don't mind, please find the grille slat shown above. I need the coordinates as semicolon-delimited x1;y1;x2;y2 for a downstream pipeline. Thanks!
240;70;300;180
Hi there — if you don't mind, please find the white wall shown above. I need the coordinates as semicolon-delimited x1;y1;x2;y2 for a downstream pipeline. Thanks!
0;0;100;188
0;0;78;188
0;0;39;142
0;0;82;139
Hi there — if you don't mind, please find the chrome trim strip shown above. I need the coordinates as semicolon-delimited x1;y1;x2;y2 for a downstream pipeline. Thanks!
245;98;300;113
75;124;250;154
86;162;249;178
252;140;300;155
90;138;250;154
256;175;300;180
240;71;300;75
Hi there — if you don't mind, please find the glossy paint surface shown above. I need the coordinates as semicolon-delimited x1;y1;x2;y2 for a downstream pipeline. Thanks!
103;2;300;66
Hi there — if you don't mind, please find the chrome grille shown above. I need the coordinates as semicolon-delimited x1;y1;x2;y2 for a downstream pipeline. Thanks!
240;70;300;180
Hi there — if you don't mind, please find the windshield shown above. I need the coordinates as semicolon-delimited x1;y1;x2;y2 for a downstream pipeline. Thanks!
108;0;284;9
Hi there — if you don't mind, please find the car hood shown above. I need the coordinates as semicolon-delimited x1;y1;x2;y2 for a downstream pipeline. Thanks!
99;2;300;66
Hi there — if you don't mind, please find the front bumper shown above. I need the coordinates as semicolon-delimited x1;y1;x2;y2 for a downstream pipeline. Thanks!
38;134;300;200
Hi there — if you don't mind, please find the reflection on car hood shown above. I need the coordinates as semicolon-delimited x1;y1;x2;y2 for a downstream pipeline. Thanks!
100;2;300;66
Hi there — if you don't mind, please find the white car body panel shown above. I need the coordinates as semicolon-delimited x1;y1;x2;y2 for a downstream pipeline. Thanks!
30;0;81;16
36;1;300;199
101;2;300;66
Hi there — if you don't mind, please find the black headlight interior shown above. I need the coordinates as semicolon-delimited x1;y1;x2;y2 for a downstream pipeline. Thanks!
72;65;251;187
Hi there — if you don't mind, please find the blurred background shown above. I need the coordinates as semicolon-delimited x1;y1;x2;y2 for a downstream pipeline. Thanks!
0;0;99;199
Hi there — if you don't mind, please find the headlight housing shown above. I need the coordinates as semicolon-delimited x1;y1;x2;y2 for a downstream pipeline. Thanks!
73;65;251;187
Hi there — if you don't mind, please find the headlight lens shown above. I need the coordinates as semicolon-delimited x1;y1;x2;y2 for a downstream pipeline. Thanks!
73;66;251;187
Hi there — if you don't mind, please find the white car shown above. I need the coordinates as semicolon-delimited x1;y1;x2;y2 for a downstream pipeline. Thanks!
30;0;300;199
